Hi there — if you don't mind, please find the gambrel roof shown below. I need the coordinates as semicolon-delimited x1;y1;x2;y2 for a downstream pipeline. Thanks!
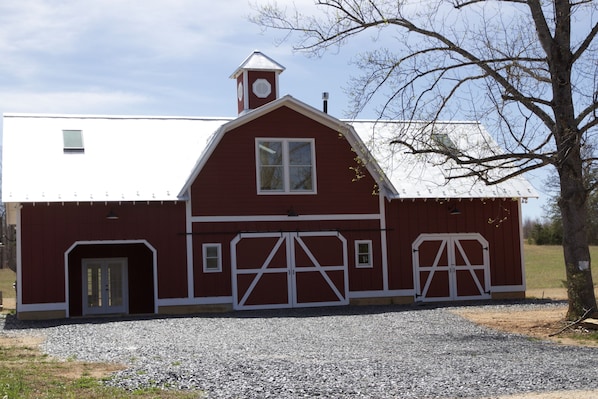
2;96;536;206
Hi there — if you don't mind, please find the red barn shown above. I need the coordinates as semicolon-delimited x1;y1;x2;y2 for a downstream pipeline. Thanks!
2;51;536;319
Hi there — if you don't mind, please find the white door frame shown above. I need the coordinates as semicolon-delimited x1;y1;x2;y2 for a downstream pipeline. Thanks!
413;233;491;302
82;258;129;315
231;231;349;310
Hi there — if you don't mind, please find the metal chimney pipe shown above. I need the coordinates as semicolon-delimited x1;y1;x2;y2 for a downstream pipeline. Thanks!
322;92;329;113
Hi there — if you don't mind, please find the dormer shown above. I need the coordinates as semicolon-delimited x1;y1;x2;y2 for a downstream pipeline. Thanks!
230;51;285;115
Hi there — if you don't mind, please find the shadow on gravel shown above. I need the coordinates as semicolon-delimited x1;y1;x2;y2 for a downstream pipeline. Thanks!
1;297;567;331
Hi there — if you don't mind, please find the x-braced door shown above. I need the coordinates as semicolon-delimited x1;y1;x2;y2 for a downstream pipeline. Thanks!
413;233;490;302
231;231;349;310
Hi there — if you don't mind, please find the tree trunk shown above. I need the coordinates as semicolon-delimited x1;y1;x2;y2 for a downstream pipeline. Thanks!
558;153;597;320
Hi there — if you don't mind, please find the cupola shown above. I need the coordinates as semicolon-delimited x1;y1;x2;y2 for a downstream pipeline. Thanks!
230;51;285;115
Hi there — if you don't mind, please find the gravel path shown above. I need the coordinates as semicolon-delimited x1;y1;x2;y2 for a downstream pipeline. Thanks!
1;302;597;398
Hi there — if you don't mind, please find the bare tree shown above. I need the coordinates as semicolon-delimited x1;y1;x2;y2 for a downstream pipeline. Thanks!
252;0;598;319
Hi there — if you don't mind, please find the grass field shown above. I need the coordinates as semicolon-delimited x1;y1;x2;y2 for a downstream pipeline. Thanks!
523;243;598;289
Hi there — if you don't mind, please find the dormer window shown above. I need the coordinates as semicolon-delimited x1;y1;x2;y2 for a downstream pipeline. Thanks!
256;138;316;194
63;129;84;153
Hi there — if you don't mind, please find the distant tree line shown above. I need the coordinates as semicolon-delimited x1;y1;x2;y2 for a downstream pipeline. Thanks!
525;188;598;245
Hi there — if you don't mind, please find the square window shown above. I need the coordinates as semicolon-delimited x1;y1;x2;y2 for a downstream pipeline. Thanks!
202;243;222;273
63;130;84;153
355;240;373;268
256;139;316;194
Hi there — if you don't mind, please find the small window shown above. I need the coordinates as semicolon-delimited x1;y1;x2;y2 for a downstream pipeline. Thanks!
202;243;222;273
355;240;373;268
256;138;316;194
63;130;84;153
431;133;457;155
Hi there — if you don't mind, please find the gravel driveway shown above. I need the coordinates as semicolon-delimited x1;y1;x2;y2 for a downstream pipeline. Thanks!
2;302;597;398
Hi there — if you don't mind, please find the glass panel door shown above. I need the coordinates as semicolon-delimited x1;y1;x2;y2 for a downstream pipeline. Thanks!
83;259;128;315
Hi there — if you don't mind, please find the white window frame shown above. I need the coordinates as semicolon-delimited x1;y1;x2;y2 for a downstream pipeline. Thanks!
255;138;317;195
355;240;373;268
202;243;222;273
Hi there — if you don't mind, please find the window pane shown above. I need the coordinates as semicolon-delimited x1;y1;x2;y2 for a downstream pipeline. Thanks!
259;141;282;166
289;141;312;165
289;166;312;190
206;258;219;270
358;243;369;254
206;246;218;258
261;166;284;190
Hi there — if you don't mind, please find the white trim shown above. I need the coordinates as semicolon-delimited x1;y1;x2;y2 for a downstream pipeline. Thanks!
16;205;23;313
157;296;233;306
348;289;415;299
64;239;158;317
190;213;382;223
355;240;373;268
18;302;68;312
490;284;525;293
186;199;194;298
518;199;527;292
243;72;249;112
379;194;389;291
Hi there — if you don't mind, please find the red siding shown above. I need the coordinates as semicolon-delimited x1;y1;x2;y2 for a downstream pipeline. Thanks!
19;202;187;305
385;198;523;290
190;106;380;217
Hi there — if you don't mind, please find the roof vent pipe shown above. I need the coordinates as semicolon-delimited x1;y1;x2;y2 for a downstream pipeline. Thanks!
322;92;329;113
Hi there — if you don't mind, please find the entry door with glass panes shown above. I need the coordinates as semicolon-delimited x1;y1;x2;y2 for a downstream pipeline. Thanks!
82;258;128;315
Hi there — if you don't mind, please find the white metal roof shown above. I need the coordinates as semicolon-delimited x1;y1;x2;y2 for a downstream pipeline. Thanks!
229;50;286;79
2;103;536;205
2;114;231;203
349;120;537;199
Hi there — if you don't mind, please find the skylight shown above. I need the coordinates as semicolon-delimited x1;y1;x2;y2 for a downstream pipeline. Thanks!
63;130;84;153
431;133;457;155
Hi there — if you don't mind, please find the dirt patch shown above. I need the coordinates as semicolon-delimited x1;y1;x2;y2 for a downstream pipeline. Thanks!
0;334;124;380
452;304;598;347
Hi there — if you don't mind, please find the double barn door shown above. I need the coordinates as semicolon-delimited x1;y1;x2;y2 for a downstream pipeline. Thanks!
231;232;349;310
413;233;491;301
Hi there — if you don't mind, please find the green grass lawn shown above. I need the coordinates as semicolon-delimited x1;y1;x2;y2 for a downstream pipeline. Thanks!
523;243;598;289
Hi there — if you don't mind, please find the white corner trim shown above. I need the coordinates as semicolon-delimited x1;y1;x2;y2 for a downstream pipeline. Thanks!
490;285;525;293
348;289;415;299
18;302;68;312
157;296;233;307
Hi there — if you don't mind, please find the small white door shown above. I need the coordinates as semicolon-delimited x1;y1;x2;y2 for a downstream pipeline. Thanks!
82;258;128;315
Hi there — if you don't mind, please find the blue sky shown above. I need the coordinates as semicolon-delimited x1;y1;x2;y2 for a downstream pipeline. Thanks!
0;0;548;219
